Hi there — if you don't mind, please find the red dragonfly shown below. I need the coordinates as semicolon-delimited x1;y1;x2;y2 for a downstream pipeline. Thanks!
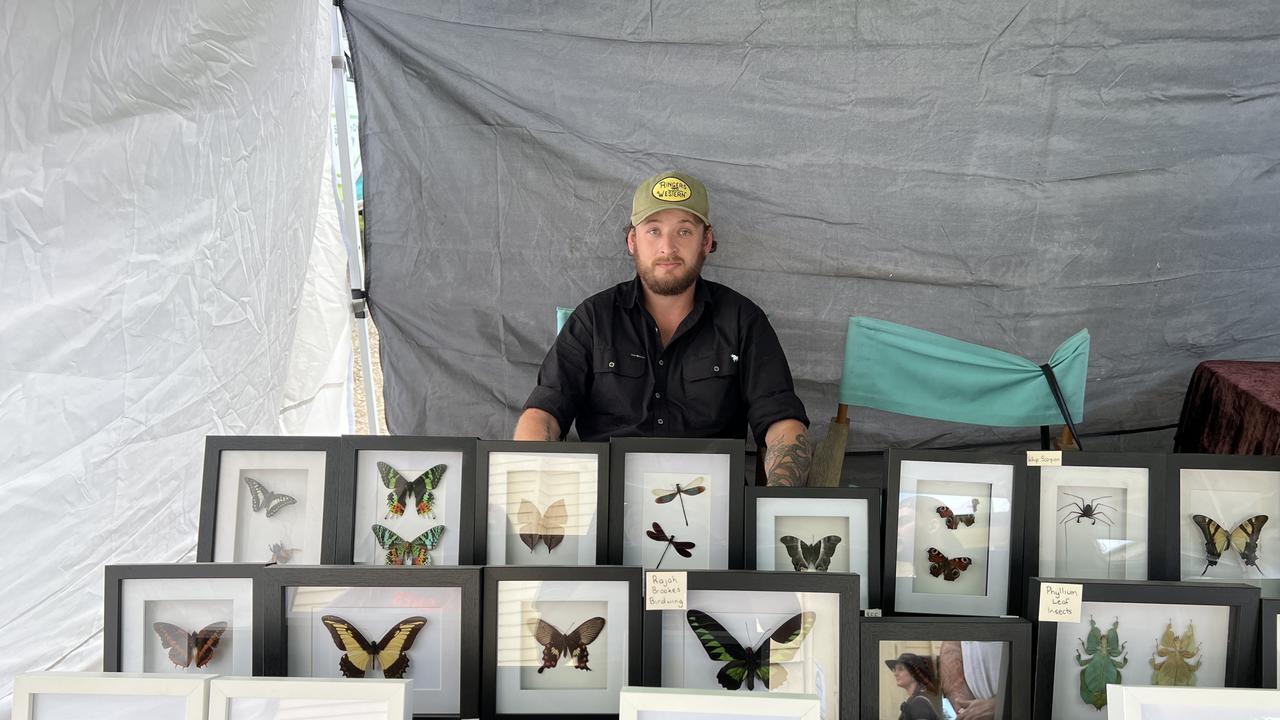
645;522;695;569
652;476;706;526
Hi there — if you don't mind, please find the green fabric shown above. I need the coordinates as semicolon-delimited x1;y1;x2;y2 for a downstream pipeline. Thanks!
838;316;1089;426
556;306;573;334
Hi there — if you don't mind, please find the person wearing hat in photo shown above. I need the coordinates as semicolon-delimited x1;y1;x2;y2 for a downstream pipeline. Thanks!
513;170;811;486
886;652;943;720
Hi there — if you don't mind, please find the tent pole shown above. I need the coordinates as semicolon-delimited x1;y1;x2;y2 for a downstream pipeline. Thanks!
331;5;381;434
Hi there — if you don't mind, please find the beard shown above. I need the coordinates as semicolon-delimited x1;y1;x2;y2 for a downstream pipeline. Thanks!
635;249;707;296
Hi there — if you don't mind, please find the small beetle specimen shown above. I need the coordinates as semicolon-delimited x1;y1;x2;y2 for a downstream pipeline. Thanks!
1150;620;1202;686
1059;493;1119;527
1075;616;1128;709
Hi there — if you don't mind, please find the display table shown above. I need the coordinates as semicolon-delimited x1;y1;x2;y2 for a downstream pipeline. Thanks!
1174;360;1280;454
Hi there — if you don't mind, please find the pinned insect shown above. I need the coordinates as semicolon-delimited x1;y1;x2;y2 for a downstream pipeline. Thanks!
268;542;301;564
646;522;695;569
1192;514;1268;575
1075;617;1128;709
652;477;706;526
937;499;980;529
1058;493;1118;527
1149;620;1201;686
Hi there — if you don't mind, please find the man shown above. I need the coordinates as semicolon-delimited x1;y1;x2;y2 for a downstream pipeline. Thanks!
513;171;811;487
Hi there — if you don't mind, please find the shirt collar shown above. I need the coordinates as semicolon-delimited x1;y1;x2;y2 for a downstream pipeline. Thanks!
620;275;713;309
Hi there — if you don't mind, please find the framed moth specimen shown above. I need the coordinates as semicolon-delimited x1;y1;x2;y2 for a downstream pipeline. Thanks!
103;563;263;676
608;437;744;570
1105;685;1280;720
335;435;477;566
197;435;341;564
207;676;411;720
884;450;1024;617
618;686;821;720
476;441;609;566
12;672;209;720
262;565;482;719
1164;454;1280;582
744;485;882;610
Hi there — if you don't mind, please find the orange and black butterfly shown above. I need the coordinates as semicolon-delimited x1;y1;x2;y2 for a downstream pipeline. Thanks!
320;615;427;678
527;616;607;673
152;621;228;669
927;547;973;581
937;498;979;529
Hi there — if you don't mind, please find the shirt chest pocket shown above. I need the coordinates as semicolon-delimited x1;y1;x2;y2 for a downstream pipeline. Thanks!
680;350;741;426
590;346;648;412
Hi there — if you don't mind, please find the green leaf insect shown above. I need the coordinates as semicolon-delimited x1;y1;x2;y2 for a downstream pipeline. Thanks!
1150;620;1202;686
1075;616;1128;709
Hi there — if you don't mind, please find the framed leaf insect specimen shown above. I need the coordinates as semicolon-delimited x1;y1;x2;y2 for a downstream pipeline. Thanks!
482;565;643;720
208;676;411;720
476;441;609;566
335;435;478;566
12;672;210;720
103;563;264;676
640;570;857;720
884;450;1024;617
1027;577;1260;720
1262;597;1280;688
198;435;341;564
608;437;744;570
1163;454;1280;583
744;486;882;610
1024;452;1166;584
262;565;482;719
859;616;1032;720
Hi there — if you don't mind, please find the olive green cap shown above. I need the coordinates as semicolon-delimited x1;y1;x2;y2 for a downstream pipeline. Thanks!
630;170;710;226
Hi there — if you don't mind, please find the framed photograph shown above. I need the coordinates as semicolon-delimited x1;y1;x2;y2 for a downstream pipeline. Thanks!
197;435;341;564
745;486;881;610
1263;597;1280;688
859;616;1031;720
884;450;1024;616
12;672;209;720
262;565;482;719
1027;577;1260;719
641;570;857;720
208;676;411;720
335;435;477;566
609;438;744;570
1164;454;1280;582
618;686;820;720
483;565;643;719
476;441;609;566
1025;452;1166;582
103;563;263;676
1106;685;1280;719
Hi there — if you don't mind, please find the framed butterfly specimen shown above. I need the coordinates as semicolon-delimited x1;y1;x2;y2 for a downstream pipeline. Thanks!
477;441;609;566
885;449;1023;617
1168;454;1280;581
609;437;744;570
618;687;821;720
263;565;482;719
13;672;212;720
336;435;478;566
207;676;411;720
198;435;341;564
484;565;643;719
103;563;262;676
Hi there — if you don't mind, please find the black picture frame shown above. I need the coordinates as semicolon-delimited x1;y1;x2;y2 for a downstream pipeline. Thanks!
197;435;342;563
884;449;1026;617
1263;597;1280;689
859;616;1032;720
608;437;745;569
1023;452;1167;583
474;441;610;565
640;569;858;720
335;435;478;565
261;564;483;720
103;563;265;675
1027;576;1261;718
1162;453;1280;581
744;485;882;611
482;565;644;720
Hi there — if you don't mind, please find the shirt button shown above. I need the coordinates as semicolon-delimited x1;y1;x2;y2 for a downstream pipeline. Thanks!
654;392;661;399
608;361;615;368
713;365;720;372
658;359;664;366
657;418;664;425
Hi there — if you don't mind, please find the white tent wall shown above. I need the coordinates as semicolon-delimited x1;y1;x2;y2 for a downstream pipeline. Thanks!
0;1;347;714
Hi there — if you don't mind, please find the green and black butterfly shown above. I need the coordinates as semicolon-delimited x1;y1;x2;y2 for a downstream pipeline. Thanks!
244;477;297;518
371;523;446;565
685;609;816;691
380;462;445;518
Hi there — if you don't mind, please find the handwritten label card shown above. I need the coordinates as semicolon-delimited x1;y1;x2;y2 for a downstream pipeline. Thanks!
1038;582;1083;623
645;571;687;610
1027;450;1063;467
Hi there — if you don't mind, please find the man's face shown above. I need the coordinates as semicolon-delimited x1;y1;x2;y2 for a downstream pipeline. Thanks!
627;208;714;297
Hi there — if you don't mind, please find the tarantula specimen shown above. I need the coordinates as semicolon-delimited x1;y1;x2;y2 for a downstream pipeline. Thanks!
1059;493;1119;527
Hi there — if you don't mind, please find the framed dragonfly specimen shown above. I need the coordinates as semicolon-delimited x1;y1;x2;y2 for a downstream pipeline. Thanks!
207;676;411;720
1163;454;1280;582
476;441;609;566
482;565;643;720
12;672;210;720
608;437;744;570
744;486;882;610
197;435;341;564
334;435;477;566
262;565;481;719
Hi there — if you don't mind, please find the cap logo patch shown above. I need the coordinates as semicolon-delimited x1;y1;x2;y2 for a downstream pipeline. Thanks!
651;177;692;203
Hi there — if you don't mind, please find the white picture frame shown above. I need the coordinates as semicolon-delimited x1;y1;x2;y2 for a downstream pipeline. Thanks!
12;672;209;720
1105;684;1280;720
618;686;821;720
208;676;411;720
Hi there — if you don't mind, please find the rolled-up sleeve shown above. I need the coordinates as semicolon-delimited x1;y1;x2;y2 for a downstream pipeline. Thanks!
739;311;809;445
523;305;593;437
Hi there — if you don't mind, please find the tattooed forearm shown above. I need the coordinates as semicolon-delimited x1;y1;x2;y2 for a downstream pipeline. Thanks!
764;430;812;487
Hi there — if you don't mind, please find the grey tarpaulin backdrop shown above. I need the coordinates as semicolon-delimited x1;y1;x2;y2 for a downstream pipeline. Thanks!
343;0;1280;450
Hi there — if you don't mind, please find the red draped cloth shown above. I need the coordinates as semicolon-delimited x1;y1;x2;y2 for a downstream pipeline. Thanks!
1174;360;1280;455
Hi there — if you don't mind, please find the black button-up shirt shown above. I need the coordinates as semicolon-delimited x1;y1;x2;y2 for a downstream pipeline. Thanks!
524;277;809;444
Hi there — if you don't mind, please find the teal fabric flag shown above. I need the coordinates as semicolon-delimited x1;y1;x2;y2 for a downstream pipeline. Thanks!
556;306;573;334
838;317;1089;426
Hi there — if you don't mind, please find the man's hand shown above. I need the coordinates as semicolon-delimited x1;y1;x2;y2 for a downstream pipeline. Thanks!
953;696;996;720
513;408;561;441
763;419;810;487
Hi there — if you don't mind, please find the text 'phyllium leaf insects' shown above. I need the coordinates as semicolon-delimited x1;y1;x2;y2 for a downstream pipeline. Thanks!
1075;617;1128;709
1150;620;1202;686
